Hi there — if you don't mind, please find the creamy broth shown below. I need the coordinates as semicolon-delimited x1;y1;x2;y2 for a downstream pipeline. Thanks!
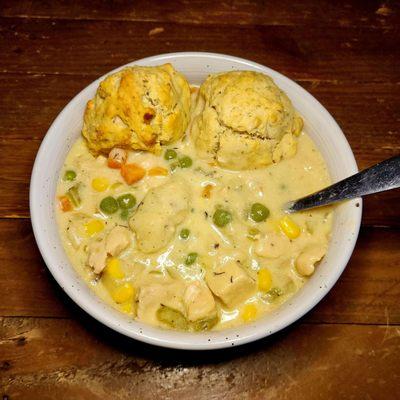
56;125;332;331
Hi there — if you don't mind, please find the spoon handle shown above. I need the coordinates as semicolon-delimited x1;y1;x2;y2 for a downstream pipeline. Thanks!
286;155;400;212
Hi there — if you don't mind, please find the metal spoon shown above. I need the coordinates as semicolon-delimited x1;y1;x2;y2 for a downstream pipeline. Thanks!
285;155;400;213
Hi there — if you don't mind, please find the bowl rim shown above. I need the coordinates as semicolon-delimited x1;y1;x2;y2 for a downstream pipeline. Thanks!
30;52;362;350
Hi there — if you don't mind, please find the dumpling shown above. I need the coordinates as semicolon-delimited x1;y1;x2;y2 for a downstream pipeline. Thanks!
129;179;190;253
82;64;191;155
191;70;303;170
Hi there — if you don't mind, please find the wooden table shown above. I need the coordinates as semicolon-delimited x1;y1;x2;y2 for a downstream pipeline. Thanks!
0;1;399;398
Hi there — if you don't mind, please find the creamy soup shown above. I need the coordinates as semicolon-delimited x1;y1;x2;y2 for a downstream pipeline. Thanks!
56;115;332;331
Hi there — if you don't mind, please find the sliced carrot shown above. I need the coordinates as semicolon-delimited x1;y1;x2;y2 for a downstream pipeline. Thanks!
59;195;72;212
108;147;127;169
202;184;214;199
121;163;146;185
148;166;168;177
108;158;122;169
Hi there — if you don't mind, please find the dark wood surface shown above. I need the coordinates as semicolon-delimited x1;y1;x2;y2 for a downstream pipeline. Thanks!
0;1;399;399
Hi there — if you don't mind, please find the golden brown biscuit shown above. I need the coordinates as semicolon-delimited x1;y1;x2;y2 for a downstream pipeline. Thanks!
82;64;191;154
191;71;303;169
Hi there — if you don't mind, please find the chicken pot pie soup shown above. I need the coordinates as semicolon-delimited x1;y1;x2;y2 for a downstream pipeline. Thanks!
56;67;332;332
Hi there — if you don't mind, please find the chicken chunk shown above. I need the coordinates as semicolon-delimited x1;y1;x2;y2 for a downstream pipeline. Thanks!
129;180;190;253
67;222;84;250
87;240;107;274
137;282;185;326
183;281;217;322
255;231;290;259
295;245;326;276
205;261;256;308
87;226;131;274
66;213;89;249
105;226;131;256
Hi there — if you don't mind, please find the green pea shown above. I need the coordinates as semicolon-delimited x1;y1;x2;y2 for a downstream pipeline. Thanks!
213;209;232;227
117;193;136;209
179;156;193;168
179;228;190;239
249;203;270;222
185;252;198;265
63;170;76;181
120;209;131;220
164;149;177;160
100;196;119;215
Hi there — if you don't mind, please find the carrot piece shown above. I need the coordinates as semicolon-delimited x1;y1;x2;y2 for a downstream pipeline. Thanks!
108;159;121;169
108;148;127;169
148;166;168;177
59;195;72;212
121;163;146;185
202;184;214;199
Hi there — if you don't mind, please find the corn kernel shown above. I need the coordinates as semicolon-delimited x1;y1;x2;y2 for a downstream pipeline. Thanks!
92;177;109;192
104;258;125;279
84;219;104;236
241;303;257;322
279;216;301;239
258;268;272;292
120;302;133;314
111;283;135;304
148;166;169;176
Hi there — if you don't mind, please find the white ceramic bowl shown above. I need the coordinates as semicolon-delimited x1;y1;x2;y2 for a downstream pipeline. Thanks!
30;52;362;350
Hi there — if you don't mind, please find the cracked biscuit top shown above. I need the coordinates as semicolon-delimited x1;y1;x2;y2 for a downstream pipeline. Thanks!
82;63;191;155
191;71;303;170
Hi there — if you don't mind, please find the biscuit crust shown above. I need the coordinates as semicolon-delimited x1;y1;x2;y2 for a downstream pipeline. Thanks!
82;63;191;154
191;71;303;169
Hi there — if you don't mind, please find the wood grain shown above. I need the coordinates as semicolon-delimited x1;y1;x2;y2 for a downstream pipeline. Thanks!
0;18;399;82
0;218;69;318
1;317;399;399
1;0;399;28
1;219;399;324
